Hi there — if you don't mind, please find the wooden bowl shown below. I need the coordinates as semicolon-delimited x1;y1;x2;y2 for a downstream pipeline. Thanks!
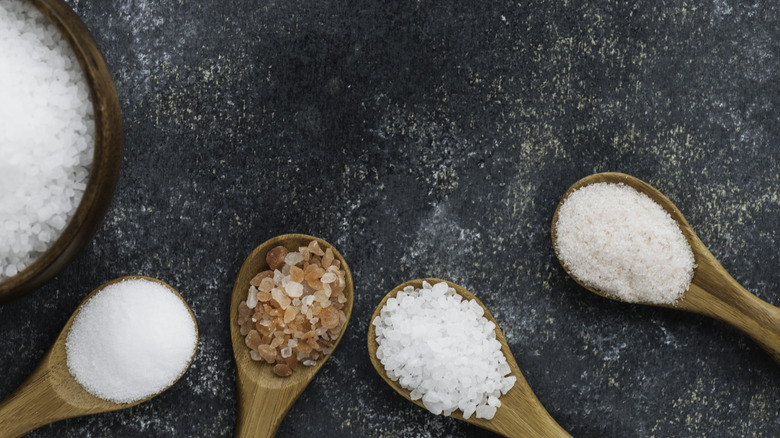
0;0;122;304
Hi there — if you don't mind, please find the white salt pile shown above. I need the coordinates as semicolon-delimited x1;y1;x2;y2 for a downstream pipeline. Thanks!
555;182;695;304
372;281;516;420
0;0;94;280
66;278;197;404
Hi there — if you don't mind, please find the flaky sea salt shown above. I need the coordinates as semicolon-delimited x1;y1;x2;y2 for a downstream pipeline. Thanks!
372;281;516;420
0;0;94;280
65;279;198;403
555;182;695;304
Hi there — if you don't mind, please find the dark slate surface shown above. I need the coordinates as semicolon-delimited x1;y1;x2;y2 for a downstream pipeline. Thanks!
2;0;779;436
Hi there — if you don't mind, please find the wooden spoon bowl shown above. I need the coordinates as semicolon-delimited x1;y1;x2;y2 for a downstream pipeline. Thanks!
367;278;570;438
0;276;197;438
0;0;123;305
229;234;354;438
551;172;780;365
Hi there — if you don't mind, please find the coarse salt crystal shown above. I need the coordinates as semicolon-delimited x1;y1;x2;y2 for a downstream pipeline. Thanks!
373;281;514;421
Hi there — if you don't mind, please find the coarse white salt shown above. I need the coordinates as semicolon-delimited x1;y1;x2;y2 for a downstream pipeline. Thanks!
555;182;695;304
372;281;516;420
65;279;198;403
0;0;94;281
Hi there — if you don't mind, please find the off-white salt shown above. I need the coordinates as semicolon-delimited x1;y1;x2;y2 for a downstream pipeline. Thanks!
372;281;516;420
65;278;198;403
555;182;695;304
0;0;94;280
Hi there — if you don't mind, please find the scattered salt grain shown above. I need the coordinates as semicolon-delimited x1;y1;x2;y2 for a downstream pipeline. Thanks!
65;278;198;403
0;0;94;280
555;182;695;304
372;281;515;420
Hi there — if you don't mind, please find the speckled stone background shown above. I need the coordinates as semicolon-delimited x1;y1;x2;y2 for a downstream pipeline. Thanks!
2;0;779;436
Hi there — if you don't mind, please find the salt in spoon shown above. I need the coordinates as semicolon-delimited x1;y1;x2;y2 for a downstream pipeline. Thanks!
0;275;198;438
229;234;354;437
367;278;570;438
551;172;780;365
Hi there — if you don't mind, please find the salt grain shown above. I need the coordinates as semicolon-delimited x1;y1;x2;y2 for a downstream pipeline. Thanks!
372;281;515;420
65;278;197;403
555;182;695;304
0;0;94;280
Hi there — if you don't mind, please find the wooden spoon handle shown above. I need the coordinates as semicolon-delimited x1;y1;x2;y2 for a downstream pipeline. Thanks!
682;255;780;365
234;375;300;438
0;370;64;438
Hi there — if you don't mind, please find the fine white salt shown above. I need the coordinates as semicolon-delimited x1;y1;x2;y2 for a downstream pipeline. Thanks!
555;182;695;304
0;0;94;281
372;281;516;420
65;279;198;403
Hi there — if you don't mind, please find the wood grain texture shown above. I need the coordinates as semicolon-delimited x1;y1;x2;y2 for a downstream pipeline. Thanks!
0;0;122;304
551;172;780;365
367;278;570;438
0;276;197;437
229;234;354;438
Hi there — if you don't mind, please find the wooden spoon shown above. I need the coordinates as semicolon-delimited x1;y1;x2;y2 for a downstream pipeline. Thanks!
551;172;780;365
367;278;570;438
229;234;354;438
0;275;198;438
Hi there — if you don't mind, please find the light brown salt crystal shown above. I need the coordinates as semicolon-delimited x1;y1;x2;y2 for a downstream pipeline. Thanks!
320;306;340;329
271;288;291;309
238;302;251;325
250;270;274;287
273;363;293;377
240;320;253;336
257;290;272;302
289;265;304;283
258;277;275;293
257;344;276;363
245;330;262;350
266;245;288;271
297;342;312;354
314;289;330;302
299;247;311;261
284;306;298;323
270;336;284;349
308;240;325;256
322;248;334;268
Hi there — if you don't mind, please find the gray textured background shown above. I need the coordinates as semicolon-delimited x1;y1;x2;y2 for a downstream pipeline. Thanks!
1;0;779;436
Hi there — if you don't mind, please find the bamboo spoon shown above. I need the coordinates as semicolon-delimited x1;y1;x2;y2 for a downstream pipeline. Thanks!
0;275;198;438
230;234;354;438
367;278;570;438
551;172;780;365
